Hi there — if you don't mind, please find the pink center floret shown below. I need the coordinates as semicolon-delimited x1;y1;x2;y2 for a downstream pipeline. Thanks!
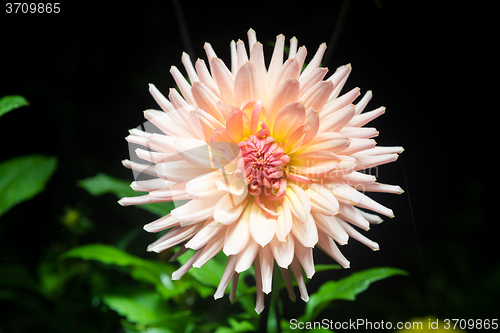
237;122;290;203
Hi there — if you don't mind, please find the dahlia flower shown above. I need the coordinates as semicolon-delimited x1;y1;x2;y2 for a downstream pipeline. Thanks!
120;29;403;313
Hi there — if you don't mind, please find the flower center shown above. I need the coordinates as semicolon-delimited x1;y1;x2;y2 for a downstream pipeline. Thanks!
237;122;290;201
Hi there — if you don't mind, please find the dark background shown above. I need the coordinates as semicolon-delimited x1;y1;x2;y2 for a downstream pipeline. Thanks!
1;0;495;331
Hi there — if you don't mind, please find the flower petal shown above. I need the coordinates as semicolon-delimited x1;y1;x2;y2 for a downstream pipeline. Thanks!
223;203;252;255
234;61;258;107
235;239;260;273
285;183;311;223
210;57;235;106
294;240;315;279
301;80;334;112
266;79;300;129
249;200;276;247
214;193;249;225
259;245;274;294
225;108;250;143
291;213;318;247
272;102;306;142
185;220;225;250
317;232;350;268
214;254;237;299
313;213;349;245
270;234;294;269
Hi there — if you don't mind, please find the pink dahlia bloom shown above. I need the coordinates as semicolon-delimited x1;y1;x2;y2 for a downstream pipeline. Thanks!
120;29;403;313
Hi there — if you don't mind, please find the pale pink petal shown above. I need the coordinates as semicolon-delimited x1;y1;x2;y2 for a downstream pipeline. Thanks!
326;63;351;101
339;220;380;251
234;62;258;107
274;198;293;241
210;57;235;106
336;138;377;155
192;235;225;268
185;171;223;200
235;239;260;273
230;272;239;303
214;255;237;299
225;108;250;143
288;36;298;59
259;245;274;294
223;203;252;255
230;40;237;76
358;209;384;224
354;153;399;170
337;204;370;231
300;42;327;79
172;250;202;280
253;254;265;314
266;79;300;129
299;67;328;99
313;213;349;245
318;105;356;133
143;213;179;233
122;159;157;177
214;193;249;225
270;234;295;268
185;220;224;250
290;256;309;302
272;102;306;142
148;224;202;253
291;213;318;248
170;66;195;105
155;160;212;183
297;132;350;155
354;90;373;115
181;52;199;83
317;232;350;268
171;194;224;224
306;183;340;216
267;34;286;96
302;107;320;145
340;126;379;139
301;81;334;112
348;106;385;127
191;82;225;123
294;240;315;279
131;178;171;192
236;40;249;72
285;183;311;223
279;267;297;302
249;42;267;101
325;180;360;205
363;182;404;194
322;87;360;116
356;191;395;218
195;59;220;97
249;200;276;247
247;28;257;50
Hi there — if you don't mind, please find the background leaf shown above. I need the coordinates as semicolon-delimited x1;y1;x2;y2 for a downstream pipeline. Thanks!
0;95;29;118
78;173;175;216
61;243;144;266
0;154;57;217
301;267;408;322
102;287;172;326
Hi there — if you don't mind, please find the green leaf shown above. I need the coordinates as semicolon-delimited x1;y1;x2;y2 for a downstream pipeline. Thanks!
78;173;175;216
61;243;144;266
0;154;57;217
0;95;29;117
102;287;171;325
61;244;190;300
301;267;408;322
